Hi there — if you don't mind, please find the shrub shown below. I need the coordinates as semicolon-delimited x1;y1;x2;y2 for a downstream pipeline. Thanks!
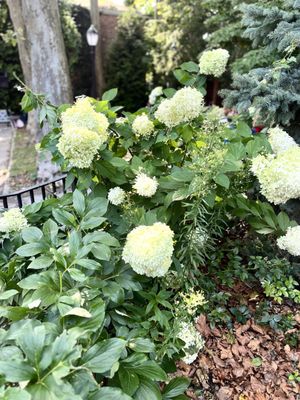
222;1;300;137
106;10;150;111
1;50;300;397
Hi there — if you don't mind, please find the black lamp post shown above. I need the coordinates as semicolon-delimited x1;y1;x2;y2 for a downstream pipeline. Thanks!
86;24;99;98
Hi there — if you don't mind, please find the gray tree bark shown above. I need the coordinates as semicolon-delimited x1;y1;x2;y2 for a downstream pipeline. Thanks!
6;0;72;105
6;0;72;180
90;0;105;97
6;0;31;87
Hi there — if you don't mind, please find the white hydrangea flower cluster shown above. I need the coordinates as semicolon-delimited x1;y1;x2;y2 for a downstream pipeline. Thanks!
177;322;205;364
0;208;28;233
61;97;109;137
132;114;155;138
58;97;109;168
133;172;158;197
199;48;230;77
57;127;103;168
251;146;300;204
122;222;174;277
268;126;297;154
180;289;207;315
108;187;126;206
155;87;204;128
149;86;163;105
277;226;300;256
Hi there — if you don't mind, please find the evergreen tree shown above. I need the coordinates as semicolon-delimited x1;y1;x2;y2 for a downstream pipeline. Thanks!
106;10;150;111
222;0;300;138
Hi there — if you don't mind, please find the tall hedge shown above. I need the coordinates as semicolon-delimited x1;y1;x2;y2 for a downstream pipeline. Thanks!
106;9;150;111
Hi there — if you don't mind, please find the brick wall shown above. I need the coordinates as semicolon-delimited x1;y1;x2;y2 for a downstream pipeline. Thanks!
99;8;121;66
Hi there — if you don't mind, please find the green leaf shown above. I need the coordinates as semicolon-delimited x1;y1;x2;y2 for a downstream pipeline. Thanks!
171;167;194;182
22;227;43;243
86;197;108;216
251;357;262;367
21;92;35;112
102;282;124;304
23;201;42;216
43;219;59;243
64;307;92;318
68;268;87;282
52;209;76;227
163;88;176;98
72;299;105;333
236;121;252;138
75;258;100;270
181;125;194;143
214;173;230;189
173;69;196;86
0;361;35;382
69;231;81;256
89;387;132;400
0;347;24;362
28;255;53;270
128;338;155;353
82;338;126;373
277;211;291;232
227;142;246;160
0;387;32;400
83;231;120;247
17;324;46;365
81;217;106;230
91;244;111;261
73;190;86;216
109;157;128;169
180;61;199;73
134;377;162;400
119;366;140;396
0;306;31;321
162;377;189;398
16;242;47;257
131;361;167;381
0;289;18;300
102;88;118;101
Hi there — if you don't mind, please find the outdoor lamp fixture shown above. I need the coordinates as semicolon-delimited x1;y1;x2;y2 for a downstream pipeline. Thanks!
86;24;99;47
86;25;99;97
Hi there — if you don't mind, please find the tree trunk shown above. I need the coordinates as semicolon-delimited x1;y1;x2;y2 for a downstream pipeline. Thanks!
6;0;72;106
6;0;31;86
90;0;105;97
7;0;72;136
22;0;72;105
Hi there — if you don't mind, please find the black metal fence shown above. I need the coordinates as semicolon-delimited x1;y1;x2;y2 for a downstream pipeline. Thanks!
0;175;73;209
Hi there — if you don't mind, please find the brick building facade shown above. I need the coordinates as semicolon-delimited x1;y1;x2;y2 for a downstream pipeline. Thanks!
99;8;121;66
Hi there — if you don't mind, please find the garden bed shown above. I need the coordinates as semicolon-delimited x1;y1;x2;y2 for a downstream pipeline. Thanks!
182;311;300;399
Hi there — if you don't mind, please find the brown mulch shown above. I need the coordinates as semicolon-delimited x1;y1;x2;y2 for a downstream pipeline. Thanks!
178;314;300;400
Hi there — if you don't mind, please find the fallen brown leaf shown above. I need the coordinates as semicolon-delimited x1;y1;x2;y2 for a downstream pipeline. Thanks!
217;386;234;400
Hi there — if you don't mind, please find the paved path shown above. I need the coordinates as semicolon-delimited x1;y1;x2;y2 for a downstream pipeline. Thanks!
0;126;14;194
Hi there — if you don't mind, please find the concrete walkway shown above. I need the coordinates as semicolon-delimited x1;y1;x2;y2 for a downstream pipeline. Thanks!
0;126;14;194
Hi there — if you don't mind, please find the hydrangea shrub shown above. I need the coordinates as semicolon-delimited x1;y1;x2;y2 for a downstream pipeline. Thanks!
1;48;299;398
